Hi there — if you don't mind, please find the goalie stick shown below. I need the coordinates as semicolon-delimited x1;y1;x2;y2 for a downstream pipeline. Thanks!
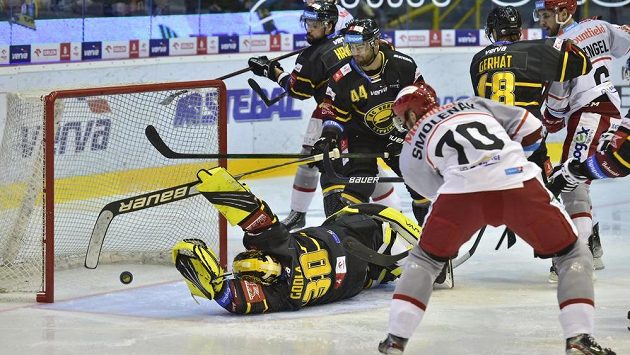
344;226;485;269
248;78;288;107
85;155;324;269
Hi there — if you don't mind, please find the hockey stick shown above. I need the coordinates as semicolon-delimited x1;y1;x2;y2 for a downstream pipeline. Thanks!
342;236;408;267
452;226;486;268
494;227;517;250
248;78;288;107
85;155;325;269
344;226;486;269
160;48;304;105
146;125;387;160
322;144;405;183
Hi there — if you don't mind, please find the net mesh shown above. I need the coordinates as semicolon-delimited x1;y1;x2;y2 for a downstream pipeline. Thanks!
0;83;225;296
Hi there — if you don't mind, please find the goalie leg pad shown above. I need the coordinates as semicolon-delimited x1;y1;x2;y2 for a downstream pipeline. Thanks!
172;239;226;300
197;167;276;232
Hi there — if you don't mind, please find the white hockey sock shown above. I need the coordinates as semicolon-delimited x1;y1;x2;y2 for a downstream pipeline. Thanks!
372;187;402;210
290;188;316;213
388;298;425;339
572;217;592;245
559;303;594;338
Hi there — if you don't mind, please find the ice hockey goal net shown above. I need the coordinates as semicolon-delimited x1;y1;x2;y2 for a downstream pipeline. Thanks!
0;80;228;302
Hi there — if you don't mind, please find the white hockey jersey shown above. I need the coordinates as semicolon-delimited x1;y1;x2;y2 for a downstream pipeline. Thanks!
399;97;542;200
546;20;630;118
335;4;353;33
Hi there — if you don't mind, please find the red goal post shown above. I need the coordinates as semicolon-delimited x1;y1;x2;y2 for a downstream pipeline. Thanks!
0;80;228;303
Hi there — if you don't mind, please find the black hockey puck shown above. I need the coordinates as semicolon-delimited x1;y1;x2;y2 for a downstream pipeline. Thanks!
120;271;133;284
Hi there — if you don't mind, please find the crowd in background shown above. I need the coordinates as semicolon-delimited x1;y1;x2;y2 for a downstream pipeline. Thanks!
1;0;628;32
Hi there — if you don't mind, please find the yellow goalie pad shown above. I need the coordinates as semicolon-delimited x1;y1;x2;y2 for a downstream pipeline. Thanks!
172;239;225;300
197;167;257;226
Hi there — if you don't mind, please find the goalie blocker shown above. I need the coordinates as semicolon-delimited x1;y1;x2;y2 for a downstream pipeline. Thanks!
173;167;453;315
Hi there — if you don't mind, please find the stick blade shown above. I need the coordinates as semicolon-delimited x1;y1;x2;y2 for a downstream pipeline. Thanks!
84;209;115;269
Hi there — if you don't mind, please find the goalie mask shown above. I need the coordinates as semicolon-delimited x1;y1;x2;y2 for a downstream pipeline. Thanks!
485;6;522;43
233;250;283;285
392;83;439;130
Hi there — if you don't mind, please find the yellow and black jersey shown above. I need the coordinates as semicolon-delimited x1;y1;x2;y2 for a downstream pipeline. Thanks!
286;34;352;104
241;213;387;312
470;38;591;118
320;46;422;140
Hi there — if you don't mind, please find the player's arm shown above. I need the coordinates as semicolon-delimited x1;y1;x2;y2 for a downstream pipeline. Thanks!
196;167;276;233
278;54;324;101
552;39;592;82
608;23;630;58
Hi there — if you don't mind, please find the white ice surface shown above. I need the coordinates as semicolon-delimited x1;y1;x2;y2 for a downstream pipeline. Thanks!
1;176;629;355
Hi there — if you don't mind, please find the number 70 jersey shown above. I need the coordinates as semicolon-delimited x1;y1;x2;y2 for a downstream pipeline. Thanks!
399;97;542;200
470;37;591;118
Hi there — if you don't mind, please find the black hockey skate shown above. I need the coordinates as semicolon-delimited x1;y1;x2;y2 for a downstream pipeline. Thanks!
378;334;408;354
566;334;615;355
281;210;306;232
589;223;604;270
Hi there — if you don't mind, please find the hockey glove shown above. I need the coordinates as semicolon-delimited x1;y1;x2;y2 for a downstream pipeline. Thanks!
197;167;276;233
248;56;283;81
542;110;565;133
385;129;407;160
597;129;616;152
310;121;343;168
546;159;588;196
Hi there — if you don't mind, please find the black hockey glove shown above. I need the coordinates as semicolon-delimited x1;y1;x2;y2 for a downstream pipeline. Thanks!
385;129;407;160
248;56;283;81
310;122;342;169
546;159;588;196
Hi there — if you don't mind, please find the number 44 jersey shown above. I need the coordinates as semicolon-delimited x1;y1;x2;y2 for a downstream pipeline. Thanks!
470;37;591;118
399;97;543;201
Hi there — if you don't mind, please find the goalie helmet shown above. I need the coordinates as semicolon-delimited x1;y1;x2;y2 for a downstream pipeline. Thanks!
232;250;283;285
300;1;339;28
392;83;439;130
533;0;577;21
485;6;522;43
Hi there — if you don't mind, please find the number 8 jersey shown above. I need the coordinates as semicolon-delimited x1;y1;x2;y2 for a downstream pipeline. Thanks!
399;97;543;200
470;37;591;118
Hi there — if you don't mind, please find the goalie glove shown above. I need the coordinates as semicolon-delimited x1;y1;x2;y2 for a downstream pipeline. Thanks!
546;159;588;196
248;56;283;81
197;167;276;233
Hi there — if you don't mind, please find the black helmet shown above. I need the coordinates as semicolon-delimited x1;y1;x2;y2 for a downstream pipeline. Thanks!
485;6;522;42
300;1;339;28
344;18;380;45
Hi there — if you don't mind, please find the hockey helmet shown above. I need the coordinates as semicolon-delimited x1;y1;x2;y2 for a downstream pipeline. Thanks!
392;83;439;130
344;18;380;48
485;6;522;42
623;57;630;82
533;0;577;21
300;1;339;29
232;250;283;285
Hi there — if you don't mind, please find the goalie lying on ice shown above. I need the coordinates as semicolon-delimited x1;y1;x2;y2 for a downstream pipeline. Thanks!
172;167;451;314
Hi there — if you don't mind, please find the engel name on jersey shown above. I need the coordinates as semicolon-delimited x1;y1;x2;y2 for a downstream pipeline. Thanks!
400;97;541;200
547;20;630;118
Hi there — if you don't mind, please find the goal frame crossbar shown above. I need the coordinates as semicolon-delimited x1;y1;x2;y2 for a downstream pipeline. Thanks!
38;80;228;302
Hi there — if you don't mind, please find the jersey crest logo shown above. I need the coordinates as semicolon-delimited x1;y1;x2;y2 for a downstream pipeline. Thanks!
364;101;396;135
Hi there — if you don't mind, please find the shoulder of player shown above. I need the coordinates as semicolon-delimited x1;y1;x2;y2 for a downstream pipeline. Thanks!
330;62;358;84
384;48;415;65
